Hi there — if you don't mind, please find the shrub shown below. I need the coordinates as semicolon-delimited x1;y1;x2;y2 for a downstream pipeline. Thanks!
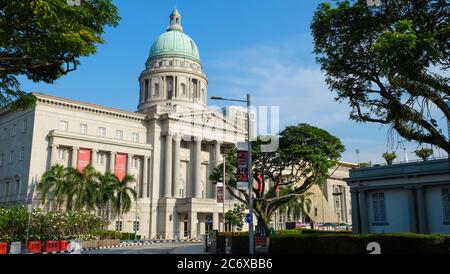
95;230;123;240
120;232;141;241
269;233;450;254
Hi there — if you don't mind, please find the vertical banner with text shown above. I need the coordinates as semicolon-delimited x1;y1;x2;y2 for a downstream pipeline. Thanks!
216;182;224;204
115;153;127;182
236;150;249;185
77;149;91;173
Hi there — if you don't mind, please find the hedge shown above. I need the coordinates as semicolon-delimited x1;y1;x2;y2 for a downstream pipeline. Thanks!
269;233;450;254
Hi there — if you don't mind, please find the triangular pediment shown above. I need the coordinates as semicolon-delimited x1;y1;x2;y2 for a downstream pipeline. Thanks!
169;110;246;133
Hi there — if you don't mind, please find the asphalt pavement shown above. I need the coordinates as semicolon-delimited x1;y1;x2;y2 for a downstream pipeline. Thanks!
81;242;207;254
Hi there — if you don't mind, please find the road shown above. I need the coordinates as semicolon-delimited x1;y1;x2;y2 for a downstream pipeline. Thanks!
82;242;207;254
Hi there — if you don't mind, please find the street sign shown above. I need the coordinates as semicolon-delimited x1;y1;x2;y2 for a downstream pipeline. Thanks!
245;213;253;224
206;217;212;224
237;181;248;190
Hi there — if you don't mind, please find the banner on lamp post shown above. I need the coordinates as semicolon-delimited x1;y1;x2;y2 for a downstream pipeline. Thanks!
216;182;224;204
236;150;249;185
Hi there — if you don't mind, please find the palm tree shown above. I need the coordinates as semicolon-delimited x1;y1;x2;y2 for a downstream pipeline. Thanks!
64;165;99;211
96;172;118;221
112;174;137;224
38;164;67;209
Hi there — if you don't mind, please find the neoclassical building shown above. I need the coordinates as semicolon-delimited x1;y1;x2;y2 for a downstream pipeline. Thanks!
0;9;247;240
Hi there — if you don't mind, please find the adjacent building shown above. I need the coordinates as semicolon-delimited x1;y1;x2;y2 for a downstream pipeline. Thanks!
347;158;450;234
0;9;247;240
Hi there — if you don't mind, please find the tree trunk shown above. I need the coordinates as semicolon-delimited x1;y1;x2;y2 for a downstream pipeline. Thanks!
256;216;270;237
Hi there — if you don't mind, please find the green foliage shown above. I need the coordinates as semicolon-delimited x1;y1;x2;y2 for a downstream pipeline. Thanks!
210;123;345;233
224;204;247;232
0;0;120;109
269;233;450;254
382;152;397;165
120;232;141;241
0;207;104;242
94;230;123;240
311;0;450;153
38;165;136;219
414;148;434;160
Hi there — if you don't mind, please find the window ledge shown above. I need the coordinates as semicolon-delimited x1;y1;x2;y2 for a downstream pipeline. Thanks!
372;222;389;226
443;221;450;225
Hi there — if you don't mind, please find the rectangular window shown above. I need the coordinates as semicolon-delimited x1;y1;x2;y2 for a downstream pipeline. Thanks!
19;147;24;161
22;119;27;133
132;157;137;168
97;153;105;165
59;121;68;132
132;133;139;143
9;151;14;164
442;188;450;222
4;182;9;200
98;127;106;137
2;128;6;140
80;124;88;135
0;153;3;166
58;148;65;161
11;124;16;137
372;192;387;223
116;130;123;140
115;221;123;231
133;221;140;232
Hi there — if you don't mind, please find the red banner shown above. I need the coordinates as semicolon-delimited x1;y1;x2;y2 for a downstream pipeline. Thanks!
115;153;127;182
216;183;224;204
236;150;249;182
77;149;91;173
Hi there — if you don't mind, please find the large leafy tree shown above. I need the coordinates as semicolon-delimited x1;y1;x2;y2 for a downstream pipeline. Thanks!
0;0;120;110
210;123;345;233
311;0;449;153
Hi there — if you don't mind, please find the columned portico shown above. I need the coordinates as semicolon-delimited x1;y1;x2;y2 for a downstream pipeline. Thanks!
164;134;173;198
172;135;181;198
193;137;202;198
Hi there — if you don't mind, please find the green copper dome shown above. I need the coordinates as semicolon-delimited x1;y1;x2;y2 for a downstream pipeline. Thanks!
148;9;201;63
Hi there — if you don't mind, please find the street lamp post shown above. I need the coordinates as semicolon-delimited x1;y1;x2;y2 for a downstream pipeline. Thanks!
211;93;254;254
332;190;343;231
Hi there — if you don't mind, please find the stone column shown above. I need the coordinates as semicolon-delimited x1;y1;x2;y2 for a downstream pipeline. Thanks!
127;154;134;173
350;190;361;233
164;134;173;198
92;149;98;168
50;144;58;166
193;137;202;198
71;147;78;168
416;186;428;233
189;211;197;240
359;190;369;233
143;156;149;199
173;135;181;198
213;211;219;231
110;152;116;173
407;187;418;232
213;142;221;198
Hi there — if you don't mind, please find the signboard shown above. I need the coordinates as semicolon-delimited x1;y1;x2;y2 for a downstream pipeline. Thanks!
77;149;91;173
115;153;127;181
237;181;248;190
245;213;253;224
9;242;21;254
236;150;249;183
216;182;224;204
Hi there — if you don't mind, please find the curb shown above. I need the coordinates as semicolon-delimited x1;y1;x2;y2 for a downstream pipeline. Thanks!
80;239;203;252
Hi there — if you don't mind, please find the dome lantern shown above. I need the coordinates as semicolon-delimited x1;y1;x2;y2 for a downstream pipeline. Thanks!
167;7;183;32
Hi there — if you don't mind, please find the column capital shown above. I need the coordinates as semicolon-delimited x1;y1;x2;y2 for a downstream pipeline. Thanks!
173;134;182;142
51;144;58;148
192;136;202;143
110;151;116;155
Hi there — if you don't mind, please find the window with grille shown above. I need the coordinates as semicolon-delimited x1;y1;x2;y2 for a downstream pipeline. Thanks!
133;221;140;232
115;221;122;231
442;188;450;222
372;192;387;223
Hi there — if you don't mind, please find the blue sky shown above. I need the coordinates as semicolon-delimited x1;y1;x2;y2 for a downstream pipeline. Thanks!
19;0;449;163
